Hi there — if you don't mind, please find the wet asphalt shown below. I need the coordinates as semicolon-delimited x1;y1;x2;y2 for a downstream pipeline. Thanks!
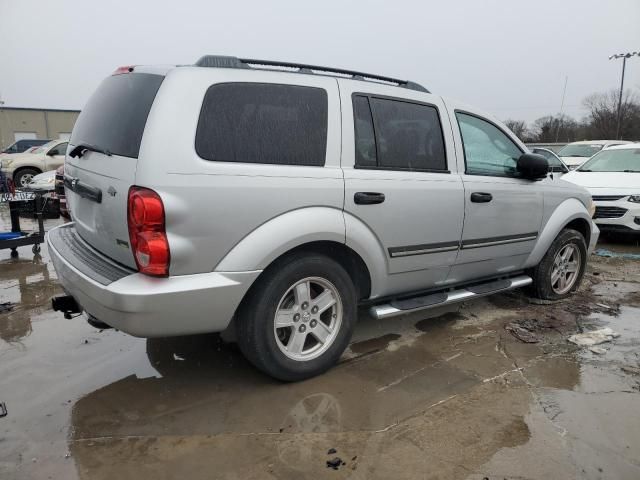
1;207;640;479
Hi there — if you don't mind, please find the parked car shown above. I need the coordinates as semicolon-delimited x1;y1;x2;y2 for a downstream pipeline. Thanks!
55;164;69;218
0;139;68;188
26;169;56;192
563;144;640;234
530;147;569;177
0;138;51;156
48;56;598;381
558;140;632;169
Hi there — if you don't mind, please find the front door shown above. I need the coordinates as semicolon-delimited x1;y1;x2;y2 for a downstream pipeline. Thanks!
448;111;543;283
45;142;67;170
339;82;464;297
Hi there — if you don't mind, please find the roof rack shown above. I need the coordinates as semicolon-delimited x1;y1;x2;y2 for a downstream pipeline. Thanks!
194;55;429;93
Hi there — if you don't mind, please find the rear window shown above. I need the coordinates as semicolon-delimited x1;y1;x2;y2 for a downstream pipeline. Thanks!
195;83;328;166
70;73;164;159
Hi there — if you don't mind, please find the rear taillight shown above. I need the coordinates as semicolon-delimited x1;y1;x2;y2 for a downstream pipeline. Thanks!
127;187;170;277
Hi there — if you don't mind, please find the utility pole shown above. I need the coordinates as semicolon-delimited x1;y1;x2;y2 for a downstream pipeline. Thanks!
609;51;639;140
555;76;568;142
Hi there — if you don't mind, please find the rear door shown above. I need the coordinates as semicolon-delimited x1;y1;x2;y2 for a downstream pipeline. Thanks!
340;80;464;296
448;109;543;283
64;71;164;268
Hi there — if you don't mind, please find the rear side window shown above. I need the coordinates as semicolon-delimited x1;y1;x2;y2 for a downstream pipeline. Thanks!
353;95;447;171
70;73;164;159
196;83;328;166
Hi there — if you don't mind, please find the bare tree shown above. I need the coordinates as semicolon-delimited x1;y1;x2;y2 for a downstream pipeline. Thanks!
582;89;640;140
504;119;528;141
530;114;579;143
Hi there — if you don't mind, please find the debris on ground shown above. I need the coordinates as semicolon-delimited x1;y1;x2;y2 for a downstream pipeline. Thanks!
594;248;640;260
327;448;337;455
568;328;620;347
504;317;569;343
0;302;15;313
326;457;345;470
621;365;640;376
0;402;7;418
589;346;608;355
506;323;540;343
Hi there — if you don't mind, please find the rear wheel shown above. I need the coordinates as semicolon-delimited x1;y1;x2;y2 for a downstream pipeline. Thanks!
236;252;357;381
530;229;587;300
14;168;40;188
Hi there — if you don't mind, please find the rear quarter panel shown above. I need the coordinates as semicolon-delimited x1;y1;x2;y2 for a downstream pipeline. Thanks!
135;67;344;275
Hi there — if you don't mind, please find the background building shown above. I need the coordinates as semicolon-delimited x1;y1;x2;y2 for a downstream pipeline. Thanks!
0;107;79;150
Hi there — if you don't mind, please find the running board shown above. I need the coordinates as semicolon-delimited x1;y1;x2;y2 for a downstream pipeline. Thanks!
370;275;532;320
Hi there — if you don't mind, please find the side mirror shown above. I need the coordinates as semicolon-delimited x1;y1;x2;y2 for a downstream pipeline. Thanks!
517;153;549;180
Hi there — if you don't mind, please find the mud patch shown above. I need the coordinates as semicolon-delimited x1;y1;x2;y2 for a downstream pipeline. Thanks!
349;333;401;355
414;311;464;332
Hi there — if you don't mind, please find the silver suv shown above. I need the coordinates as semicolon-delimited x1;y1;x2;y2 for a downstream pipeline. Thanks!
48;56;599;381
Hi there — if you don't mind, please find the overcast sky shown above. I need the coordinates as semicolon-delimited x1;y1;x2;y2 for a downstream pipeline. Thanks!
1;0;639;124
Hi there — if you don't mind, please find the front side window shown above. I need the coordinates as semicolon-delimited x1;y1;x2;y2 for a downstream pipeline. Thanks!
457;113;522;177
196;83;328;166
48;143;68;156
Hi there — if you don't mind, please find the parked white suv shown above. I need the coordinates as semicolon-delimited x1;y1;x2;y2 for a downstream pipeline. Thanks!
558;140;632;169
48;56;599;380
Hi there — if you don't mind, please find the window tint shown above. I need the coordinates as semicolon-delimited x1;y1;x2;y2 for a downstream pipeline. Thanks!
196;83;328;166
368;98;446;171
457;113;522;177
353;96;377;167
70;73;164;159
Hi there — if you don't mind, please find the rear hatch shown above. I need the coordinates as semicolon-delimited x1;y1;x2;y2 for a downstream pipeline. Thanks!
65;70;164;268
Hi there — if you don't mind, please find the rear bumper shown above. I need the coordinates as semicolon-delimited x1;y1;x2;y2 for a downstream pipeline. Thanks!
47;224;261;337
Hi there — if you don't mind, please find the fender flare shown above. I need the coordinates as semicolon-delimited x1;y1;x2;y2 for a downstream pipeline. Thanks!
524;198;592;268
215;207;347;272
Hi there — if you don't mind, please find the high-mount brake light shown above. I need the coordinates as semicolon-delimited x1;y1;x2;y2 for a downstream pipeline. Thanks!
127;187;170;277
113;65;135;75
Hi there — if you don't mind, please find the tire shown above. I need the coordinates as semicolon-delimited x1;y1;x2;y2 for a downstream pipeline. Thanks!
530;228;587;300
14;168;40;188
236;252;357;381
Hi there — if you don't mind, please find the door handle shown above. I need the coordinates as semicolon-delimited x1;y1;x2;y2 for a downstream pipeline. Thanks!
470;192;493;203
354;192;385;205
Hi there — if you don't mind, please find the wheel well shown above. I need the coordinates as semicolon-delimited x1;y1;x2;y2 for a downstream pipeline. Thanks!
13;166;42;179
275;241;372;300
564;218;590;242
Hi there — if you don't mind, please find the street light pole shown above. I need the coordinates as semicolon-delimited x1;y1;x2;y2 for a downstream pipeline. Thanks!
609;51;639;140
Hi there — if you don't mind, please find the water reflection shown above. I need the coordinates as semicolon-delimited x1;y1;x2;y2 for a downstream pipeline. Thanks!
0;256;59;343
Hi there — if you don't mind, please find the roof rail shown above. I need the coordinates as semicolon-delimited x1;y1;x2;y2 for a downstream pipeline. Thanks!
194;55;429;93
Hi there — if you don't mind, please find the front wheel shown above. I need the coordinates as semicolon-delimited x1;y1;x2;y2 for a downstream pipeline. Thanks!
530;228;587;300
236;252;357;381
14;168;40;188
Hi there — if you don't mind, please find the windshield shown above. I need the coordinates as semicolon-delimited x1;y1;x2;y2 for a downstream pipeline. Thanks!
578;148;640;172
558;144;603;157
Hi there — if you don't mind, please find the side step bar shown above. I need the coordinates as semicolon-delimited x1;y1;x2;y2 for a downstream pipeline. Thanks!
370;275;532;320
